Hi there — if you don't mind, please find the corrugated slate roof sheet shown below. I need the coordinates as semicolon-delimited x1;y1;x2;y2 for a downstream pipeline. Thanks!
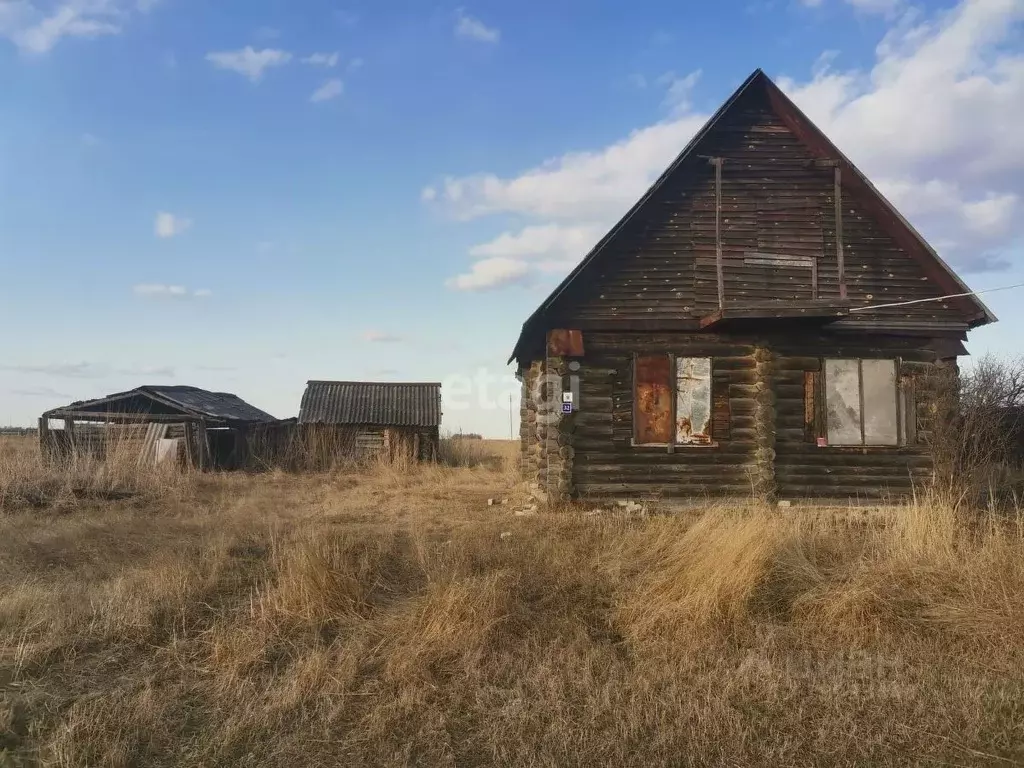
298;381;442;427
141;386;278;423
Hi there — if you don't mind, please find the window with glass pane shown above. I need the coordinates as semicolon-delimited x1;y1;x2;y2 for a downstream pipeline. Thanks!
824;359;899;446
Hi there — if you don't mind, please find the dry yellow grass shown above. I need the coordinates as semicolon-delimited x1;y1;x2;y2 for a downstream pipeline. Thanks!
2;435;1024;766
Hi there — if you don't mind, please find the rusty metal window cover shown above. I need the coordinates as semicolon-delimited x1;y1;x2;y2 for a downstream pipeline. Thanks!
634;355;714;447
823;359;900;446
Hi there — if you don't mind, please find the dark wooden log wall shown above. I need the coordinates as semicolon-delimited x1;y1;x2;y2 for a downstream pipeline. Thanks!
572;332;759;500
564;331;942;501
772;334;937;499
547;85;956;331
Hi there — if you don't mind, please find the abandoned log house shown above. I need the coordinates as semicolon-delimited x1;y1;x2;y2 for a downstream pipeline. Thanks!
512;68;996;503
297;381;442;462
40;385;278;470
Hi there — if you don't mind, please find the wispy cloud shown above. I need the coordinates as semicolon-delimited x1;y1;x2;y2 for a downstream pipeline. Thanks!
302;51;339;67
334;9;358;26
136;0;161;11
361;330;404;343
154;211;191;238
310;78;343;103
0;362;176;379
454;8;499;43
0;0;122;54
658;69;702;114
446;257;530;291
9;385;72;398
133;284;211;299
205;46;292;82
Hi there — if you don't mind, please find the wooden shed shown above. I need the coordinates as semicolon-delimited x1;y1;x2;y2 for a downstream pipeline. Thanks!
511;69;996;503
297;381;442;462
40;385;278;470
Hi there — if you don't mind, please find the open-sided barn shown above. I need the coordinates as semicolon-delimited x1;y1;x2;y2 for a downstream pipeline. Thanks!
40;385;277;470
512;69;995;503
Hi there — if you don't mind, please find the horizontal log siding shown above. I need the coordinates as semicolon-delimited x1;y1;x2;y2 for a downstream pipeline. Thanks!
572;332;758;499
558;331;943;501
772;335;936;500
550;85;959;332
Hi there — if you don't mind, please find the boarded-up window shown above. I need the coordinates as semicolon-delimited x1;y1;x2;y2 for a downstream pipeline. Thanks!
676;357;712;444
634;356;673;444
824;359;899;446
634;356;713;446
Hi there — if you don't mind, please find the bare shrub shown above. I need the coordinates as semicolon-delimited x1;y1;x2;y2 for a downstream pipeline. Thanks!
928;355;1024;509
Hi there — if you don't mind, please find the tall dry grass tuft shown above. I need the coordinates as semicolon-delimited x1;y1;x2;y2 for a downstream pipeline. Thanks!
0;434;193;512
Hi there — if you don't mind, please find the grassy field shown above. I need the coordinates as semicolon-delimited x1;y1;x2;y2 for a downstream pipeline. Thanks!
2;435;1024;766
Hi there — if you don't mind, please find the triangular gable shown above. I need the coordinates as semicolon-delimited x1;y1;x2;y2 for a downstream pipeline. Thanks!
44;388;195;419
509;69;995;364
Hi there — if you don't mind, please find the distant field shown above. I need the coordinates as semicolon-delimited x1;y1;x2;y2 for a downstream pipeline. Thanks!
1;436;1024;766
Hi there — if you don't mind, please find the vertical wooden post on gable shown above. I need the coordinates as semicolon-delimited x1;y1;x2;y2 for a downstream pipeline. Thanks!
712;157;725;309
834;166;846;300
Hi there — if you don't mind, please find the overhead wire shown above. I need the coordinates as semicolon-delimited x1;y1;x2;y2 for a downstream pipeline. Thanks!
847;281;1024;313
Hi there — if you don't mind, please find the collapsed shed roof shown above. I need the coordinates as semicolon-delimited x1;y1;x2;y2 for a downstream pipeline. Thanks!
298;381;442;427
43;385;278;425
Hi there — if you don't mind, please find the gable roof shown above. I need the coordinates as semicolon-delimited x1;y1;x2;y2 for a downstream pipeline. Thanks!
298;381;442;427
44;385;278;424
509;68;996;365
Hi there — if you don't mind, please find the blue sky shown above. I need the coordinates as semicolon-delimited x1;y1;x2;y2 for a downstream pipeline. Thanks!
1;0;1022;435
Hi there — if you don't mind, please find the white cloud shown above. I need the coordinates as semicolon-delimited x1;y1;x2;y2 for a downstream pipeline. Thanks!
136;0;160;11
154;211;191;238
205;46;291;82
433;0;1024;290
310;78;343;103
658;69;702;114
362;330;403;343
133;284;211;299
430;113;709;221
302;51;339;67
348;56;364;71
454;8;499;43
469;223;603;271
447;257;530;291
845;0;902;14
1;0;123;54
80;132;99;147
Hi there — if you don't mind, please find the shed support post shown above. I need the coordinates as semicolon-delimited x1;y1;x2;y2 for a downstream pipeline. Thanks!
63;418;76;459
38;417;50;464
752;345;778;504
183;422;196;468
196;420;209;471
235;426;249;470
